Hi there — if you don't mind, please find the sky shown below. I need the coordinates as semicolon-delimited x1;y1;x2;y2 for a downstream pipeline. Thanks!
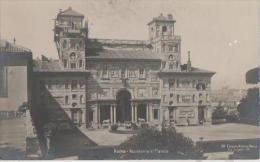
0;0;259;90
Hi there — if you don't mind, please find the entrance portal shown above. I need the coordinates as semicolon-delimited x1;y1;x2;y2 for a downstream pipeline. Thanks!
116;89;131;122
137;104;147;121
100;105;110;124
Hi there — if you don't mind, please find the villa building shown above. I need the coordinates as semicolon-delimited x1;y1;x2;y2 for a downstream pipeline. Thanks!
32;7;215;128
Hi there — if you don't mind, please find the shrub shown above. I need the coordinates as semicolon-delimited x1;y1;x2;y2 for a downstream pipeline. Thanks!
212;107;227;119
110;124;118;131
226;111;239;122
140;123;149;129
118;126;203;159
131;123;138;130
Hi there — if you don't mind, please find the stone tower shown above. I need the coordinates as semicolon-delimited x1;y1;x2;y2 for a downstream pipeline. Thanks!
148;13;181;71
54;7;88;70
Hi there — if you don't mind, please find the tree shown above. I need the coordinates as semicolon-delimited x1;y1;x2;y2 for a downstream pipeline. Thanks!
18;102;28;113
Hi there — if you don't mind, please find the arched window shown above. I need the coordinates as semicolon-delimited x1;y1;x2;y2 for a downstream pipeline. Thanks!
70;52;76;60
169;55;173;61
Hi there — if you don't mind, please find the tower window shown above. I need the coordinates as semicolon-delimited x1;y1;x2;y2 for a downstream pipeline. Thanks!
169;64;173;70
79;60;83;68
71;63;76;69
70;52;76;60
162;26;167;32
169;45;173;51
63;59;67;68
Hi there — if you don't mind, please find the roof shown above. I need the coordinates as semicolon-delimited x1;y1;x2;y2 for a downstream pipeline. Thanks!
86;48;161;61
0;39;31;53
160;64;215;75
57;7;84;18
33;59;89;73
148;13;176;25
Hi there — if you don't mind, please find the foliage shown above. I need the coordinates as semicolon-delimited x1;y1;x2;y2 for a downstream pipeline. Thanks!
131;123;138;130
110;124;118;131
225;111;239;122
118;126;203;159
18;102;28;113
212;107;227;119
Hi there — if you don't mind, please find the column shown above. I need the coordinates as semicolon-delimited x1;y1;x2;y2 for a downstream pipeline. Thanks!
150;104;153;122
93;107;97;127
131;104;134;123
110;105;113;124
97;105;100;127
146;104;149;122
134;104;138;122
113;105;116;123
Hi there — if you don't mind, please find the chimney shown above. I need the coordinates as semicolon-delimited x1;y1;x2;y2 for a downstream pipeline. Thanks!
167;14;173;20
187;51;192;72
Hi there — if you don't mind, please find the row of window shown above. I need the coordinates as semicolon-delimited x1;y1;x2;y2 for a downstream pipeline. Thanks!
101;67;152;80
63;59;84;69
161;43;179;53
93;87;159;98
40;80;85;90
162;94;209;104
163;79;208;90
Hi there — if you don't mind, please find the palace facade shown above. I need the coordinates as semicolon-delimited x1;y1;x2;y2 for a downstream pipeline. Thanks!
32;7;215;129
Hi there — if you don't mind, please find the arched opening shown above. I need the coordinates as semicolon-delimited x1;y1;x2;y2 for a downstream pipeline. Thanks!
116;89;131;123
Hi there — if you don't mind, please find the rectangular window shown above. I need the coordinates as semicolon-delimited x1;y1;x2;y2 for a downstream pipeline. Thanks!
71;111;78;123
153;109;159;120
162;26;167;32
47;81;52;89
110;69;119;78
152;87;159;96
0;65;7;97
72;94;77;100
101;88;110;97
129;69;137;78
79;81;85;89
169;79;175;89
80;95;84;104
182;95;192;103
162;95;166;103
169;45;173;51
65;95;69;105
139;68;145;79
163;79;168;88
65;81;69;89
176;79;180;88
102;65;109;79
71;80;77;90
121;68;126;78
137;88;146;97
